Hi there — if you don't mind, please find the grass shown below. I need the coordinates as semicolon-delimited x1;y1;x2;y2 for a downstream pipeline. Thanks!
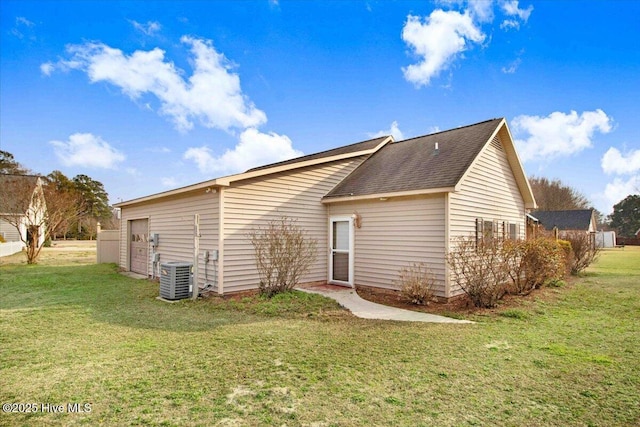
1;247;639;426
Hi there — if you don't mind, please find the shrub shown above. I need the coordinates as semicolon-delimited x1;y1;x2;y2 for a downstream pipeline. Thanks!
563;232;600;274
247;217;317;297
447;237;508;308
396;262;436;305
556;239;573;274
504;238;566;295
0;234;5;243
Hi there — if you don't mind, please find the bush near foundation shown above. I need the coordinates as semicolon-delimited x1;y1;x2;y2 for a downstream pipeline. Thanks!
504;238;567;296
247;217;317;297
396;262;436;305
447;237;509;308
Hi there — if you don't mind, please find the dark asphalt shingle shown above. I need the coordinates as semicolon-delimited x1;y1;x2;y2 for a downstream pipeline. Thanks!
324;118;503;199
531;209;594;231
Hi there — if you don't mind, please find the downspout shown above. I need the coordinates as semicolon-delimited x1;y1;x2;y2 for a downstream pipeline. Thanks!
192;213;200;300
217;187;225;295
444;192;451;299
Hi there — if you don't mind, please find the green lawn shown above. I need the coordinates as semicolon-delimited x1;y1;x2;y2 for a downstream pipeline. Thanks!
1;248;638;426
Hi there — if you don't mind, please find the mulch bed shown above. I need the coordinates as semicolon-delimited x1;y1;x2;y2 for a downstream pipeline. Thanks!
355;279;575;317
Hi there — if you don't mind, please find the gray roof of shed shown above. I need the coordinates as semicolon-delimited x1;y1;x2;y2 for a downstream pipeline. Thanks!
532;209;594;231
324;118;503;199
246;136;389;173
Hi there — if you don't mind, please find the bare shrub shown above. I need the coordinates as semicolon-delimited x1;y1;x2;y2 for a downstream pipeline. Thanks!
247;217;317;297
396;262;435;305
563;232;600;274
504;238;566;295
447;237;508;308
556;239;574;275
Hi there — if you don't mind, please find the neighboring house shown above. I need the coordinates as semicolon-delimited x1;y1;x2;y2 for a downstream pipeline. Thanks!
115;118;536;299
531;209;596;235
0;175;47;251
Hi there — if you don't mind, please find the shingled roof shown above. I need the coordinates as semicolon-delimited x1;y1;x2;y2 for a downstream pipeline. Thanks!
323;118;503;199
532;209;595;231
246;136;390;173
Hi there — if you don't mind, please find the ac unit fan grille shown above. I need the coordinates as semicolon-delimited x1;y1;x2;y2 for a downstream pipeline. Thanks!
159;262;192;300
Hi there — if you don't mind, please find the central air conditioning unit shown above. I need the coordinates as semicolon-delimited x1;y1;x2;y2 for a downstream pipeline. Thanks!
159;262;192;300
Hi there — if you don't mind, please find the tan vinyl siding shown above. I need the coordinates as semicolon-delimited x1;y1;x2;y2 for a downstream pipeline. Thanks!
222;157;367;293
0;218;21;242
449;135;526;296
328;195;447;296
119;191;219;289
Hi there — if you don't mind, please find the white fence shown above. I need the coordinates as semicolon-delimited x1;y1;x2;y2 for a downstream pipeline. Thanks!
97;230;120;263
0;241;25;258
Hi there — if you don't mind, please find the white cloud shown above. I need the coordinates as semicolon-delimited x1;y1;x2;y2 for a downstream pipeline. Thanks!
50;133;125;169
501;57;521;73
402;1;533;86
467;0;495;22
369;121;405;141
402;10;485;87
146;146;171;153
161;177;178;187
184;128;303;175
511;110;613;162
601;147;640;175
11;16;36;39
594;176;640;214
501;0;533;22
436;0;494;21
130;20;161;36
45;36;267;132
500;19;520;30
40;62;54;76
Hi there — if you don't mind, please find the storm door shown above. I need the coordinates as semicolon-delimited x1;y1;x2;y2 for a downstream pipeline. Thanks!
329;216;353;287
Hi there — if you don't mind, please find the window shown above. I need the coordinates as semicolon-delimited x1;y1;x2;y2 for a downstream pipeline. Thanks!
509;223;519;240
477;219;520;244
484;220;495;241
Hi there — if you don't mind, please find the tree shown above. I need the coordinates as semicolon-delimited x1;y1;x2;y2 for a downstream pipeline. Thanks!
0;150;30;175
72;174;111;239
529;176;591;211
529;176;604;225
45;171;82;240
0;175;84;263
609;194;640;237
247;217;317;297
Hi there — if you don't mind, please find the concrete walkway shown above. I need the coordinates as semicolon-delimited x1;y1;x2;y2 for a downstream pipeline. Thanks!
297;285;473;324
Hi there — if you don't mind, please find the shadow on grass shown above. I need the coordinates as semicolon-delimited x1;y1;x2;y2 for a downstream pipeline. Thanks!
0;263;346;332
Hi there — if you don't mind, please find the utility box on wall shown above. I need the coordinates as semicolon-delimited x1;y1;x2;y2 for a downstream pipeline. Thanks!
159;262;192;300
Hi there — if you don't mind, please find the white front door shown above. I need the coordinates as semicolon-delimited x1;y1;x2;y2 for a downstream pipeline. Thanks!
329;216;354;287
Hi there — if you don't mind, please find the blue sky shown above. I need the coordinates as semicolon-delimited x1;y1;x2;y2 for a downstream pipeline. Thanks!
1;0;639;215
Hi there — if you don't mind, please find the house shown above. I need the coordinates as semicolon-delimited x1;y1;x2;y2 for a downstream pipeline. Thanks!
114;118;536;299
531;209;596;235
0;175;47;255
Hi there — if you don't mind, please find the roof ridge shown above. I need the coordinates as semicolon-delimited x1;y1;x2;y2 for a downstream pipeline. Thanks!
395;117;503;144
245;135;389;173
